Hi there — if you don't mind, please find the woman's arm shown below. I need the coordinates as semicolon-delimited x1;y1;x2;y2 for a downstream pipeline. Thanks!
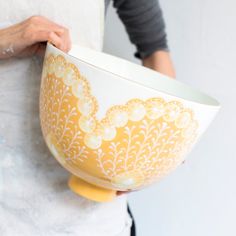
142;50;175;78
0;15;71;59
112;0;175;78
112;0;169;58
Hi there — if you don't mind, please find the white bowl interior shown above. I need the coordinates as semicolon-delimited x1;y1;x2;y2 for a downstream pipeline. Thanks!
50;44;219;107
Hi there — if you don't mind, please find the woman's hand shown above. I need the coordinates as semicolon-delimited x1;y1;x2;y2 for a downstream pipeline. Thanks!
0;15;71;59
117;190;132;196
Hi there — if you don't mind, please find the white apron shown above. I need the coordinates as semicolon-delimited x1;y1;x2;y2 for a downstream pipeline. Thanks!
0;1;132;235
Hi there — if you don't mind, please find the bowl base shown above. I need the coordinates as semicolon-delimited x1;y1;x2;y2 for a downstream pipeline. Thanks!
68;175;117;202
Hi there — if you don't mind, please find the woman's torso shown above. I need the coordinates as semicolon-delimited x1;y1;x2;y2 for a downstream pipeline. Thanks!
0;1;131;235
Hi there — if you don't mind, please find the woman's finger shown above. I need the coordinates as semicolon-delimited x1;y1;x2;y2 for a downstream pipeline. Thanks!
40;28;71;52
34;16;71;52
33;30;64;51
117;191;131;196
47;31;66;51
56;28;71;52
24;16;71;52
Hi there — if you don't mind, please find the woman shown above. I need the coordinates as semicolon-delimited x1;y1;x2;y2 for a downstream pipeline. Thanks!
0;0;174;235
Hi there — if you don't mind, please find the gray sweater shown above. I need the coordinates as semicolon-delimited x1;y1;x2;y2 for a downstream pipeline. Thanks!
105;0;168;59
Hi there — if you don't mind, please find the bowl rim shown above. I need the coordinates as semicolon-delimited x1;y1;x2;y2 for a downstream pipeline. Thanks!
46;43;220;108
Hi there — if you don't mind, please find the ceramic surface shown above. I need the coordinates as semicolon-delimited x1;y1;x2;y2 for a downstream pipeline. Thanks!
39;43;220;201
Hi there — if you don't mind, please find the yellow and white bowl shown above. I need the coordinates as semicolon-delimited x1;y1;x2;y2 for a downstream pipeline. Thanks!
39;43;220;202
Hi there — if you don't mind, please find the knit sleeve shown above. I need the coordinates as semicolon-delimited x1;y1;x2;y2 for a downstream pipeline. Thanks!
112;0;169;59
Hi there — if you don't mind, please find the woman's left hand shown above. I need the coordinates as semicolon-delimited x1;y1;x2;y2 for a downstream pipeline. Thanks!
0;15;71;59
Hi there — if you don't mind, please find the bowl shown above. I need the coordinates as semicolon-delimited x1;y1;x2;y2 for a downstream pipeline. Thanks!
39;43;220;202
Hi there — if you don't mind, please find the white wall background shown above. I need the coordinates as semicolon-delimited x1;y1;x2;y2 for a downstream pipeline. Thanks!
103;0;236;235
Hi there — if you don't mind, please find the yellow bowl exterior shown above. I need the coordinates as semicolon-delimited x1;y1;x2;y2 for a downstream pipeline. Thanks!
40;51;199;198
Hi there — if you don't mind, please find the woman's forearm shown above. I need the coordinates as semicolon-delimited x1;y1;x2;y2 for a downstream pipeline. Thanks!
142;50;176;78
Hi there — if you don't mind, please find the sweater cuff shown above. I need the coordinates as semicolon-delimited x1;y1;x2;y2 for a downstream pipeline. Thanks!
134;38;169;59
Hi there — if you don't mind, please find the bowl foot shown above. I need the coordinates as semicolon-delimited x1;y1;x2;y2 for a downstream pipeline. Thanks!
68;175;117;202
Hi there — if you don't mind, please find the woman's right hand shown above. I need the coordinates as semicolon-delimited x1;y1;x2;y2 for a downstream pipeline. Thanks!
0;15;71;59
